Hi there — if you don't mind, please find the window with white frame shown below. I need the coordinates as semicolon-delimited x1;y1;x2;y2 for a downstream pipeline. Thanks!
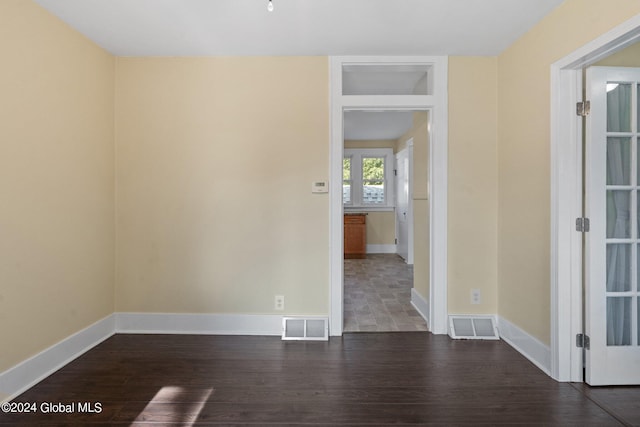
343;148;394;209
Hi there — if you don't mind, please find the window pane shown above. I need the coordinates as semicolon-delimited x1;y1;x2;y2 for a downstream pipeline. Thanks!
607;297;632;346
342;64;430;96
607;83;631;133
363;182;384;204
607;244;632;292
607;137;631;185
362;157;385;204
637;244;640;292
607;190;631;238
362;157;384;180
343;182;351;204
343;158;351;180
343;158;351;204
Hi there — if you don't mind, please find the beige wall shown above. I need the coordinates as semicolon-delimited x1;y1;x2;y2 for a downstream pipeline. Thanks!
364;212;396;245
448;57;499;315
0;0;115;380
498;0;640;344
391;58;500;316
115;57;329;315
413;199;430;299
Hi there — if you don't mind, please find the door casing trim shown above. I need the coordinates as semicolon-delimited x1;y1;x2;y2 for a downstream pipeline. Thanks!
551;13;640;382
329;56;449;336
395;140;414;265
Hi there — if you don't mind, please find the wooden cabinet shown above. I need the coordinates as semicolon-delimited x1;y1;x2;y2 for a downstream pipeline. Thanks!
344;213;366;259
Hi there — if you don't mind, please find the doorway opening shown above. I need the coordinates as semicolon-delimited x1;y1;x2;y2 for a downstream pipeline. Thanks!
329;56;449;336
342;111;428;332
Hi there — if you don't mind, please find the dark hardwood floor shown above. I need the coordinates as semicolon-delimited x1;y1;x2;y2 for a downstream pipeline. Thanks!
1;332;638;425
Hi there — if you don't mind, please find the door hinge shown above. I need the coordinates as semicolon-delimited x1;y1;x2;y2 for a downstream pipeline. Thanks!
576;100;591;117
576;217;590;232
394;169;397;176
395;238;398;244
576;333;590;350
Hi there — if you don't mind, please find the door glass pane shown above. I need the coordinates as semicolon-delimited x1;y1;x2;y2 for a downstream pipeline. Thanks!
342;64;430;96
638;192;640;241
607;297;632;346
607;244;632;292
607;137;631;185
607;191;631;238
607;83;632;132
637;244;640;291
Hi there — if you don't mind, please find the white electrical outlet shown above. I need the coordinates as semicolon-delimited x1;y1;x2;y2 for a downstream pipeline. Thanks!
275;295;285;311
471;289;481;305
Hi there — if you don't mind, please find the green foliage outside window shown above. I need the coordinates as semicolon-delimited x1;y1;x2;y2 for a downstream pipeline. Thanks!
362;157;384;185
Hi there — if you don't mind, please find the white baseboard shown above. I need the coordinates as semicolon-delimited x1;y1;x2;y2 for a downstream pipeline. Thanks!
0;312;288;402
0;314;115;403
115;312;283;335
366;244;397;254
498;316;551;376
410;288;429;329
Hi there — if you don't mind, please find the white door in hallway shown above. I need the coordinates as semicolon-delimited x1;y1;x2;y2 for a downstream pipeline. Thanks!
585;66;640;385
395;145;412;263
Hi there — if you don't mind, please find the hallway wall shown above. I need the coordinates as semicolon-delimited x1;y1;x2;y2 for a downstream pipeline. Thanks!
497;0;640;344
0;0;115;384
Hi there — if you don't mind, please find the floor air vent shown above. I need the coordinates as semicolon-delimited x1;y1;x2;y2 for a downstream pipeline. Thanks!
449;316;499;340
282;317;329;341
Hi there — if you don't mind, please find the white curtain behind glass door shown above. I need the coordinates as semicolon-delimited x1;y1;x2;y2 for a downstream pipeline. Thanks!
606;84;633;346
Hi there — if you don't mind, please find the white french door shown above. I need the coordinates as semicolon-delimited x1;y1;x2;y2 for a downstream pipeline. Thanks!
585;66;640;385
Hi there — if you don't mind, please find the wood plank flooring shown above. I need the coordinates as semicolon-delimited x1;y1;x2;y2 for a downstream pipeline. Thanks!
1;332;638;425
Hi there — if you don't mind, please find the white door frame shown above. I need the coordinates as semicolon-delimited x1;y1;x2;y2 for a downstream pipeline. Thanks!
329;56;448;336
395;140;415;264
551;14;640;382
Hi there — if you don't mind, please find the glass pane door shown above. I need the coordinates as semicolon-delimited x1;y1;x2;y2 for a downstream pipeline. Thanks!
586;66;640;385
605;83;637;347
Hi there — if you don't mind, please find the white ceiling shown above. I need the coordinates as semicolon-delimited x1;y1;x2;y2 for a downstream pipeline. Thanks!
31;0;564;140
33;0;565;57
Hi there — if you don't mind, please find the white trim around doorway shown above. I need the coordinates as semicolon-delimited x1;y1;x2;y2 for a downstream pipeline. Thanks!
329;56;448;336
550;14;640;382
